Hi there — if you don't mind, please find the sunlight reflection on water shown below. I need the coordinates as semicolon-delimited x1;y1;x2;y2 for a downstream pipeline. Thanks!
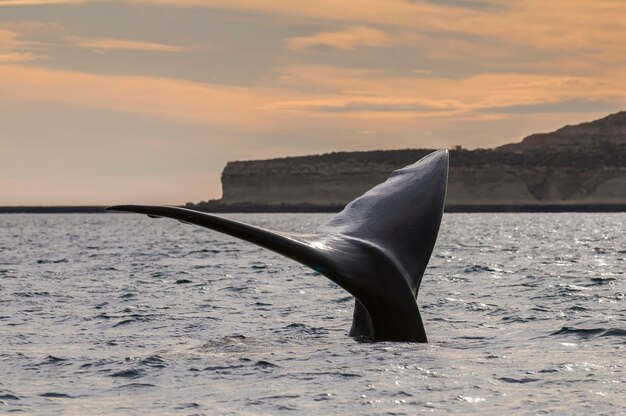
0;213;624;414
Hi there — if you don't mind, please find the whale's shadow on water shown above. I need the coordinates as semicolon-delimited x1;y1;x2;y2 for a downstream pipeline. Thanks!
108;149;449;342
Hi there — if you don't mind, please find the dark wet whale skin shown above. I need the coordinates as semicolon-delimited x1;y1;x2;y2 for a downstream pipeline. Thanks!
109;149;449;342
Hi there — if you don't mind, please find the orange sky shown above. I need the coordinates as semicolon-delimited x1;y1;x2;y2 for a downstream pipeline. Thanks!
1;0;625;205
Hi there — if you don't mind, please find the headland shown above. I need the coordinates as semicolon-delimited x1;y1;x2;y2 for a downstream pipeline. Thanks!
193;112;626;212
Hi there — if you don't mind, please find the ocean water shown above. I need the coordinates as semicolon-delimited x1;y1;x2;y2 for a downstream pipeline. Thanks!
0;213;624;415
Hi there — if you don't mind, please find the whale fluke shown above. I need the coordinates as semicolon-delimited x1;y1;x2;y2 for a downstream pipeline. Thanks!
107;149;449;342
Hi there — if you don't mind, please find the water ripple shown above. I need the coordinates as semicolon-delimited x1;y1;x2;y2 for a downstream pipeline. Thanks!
0;212;624;415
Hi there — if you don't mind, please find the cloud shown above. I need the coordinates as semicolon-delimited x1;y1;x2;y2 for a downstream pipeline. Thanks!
0;20;190;61
286;26;392;50
0;64;291;131
0;51;39;62
68;36;187;52
128;0;470;30
128;0;626;70
479;99;621;115
0;26;49;62
271;65;626;119
2;60;624;137
0;0;85;5
0;28;22;51
267;97;465;118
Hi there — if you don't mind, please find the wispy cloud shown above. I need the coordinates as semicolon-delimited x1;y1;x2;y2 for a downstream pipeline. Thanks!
0;27;49;62
128;0;471;30
130;0;626;70
0;20;190;61
286;26;392;50
0;0;85;5
266;97;466;118
5;60;621;130
0;28;23;50
271;65;626;119
68;36;187;52
0;64;289;130
0;51;40;62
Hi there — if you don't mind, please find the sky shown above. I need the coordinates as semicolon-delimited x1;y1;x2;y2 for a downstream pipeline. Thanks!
1;0;625;205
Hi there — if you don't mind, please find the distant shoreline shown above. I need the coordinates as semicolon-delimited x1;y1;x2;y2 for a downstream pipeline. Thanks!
1;204;624;214
0;206;110;214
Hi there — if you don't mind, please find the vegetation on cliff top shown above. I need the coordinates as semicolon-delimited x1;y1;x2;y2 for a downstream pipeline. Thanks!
223;111;626;175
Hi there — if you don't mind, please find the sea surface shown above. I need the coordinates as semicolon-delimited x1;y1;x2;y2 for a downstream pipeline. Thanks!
1;213;624;415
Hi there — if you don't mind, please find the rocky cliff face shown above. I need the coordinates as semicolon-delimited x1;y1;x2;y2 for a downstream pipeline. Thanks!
220;150;432;206
207;112;626;209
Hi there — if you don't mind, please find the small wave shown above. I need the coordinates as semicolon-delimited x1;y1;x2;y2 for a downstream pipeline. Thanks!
463;264;496;273
192;264;214;270
202;364;246;372
502;316;536;323
16;291;50;298
313;393;333;402
111;314;156;327
257;394;300;400
295;371;361;379
550;327;626;340
140;355;167;369
457;395;485;403
36;259;68;264
96;265;118;271
109;369;145;379
0;393;20;401
41;355;69;365
498;377;540;384
255;360;279;369
276;404;298;411
587;277;616;285
39;392;74;398
555;283;590;293
79;358;115;369
113;319;136;327
175;402;201;409
197;335;248;351
218;286;251;293
174;279;193;284
280;323;329;336
466;302;494;312
116;383;156;389
188;249;221;254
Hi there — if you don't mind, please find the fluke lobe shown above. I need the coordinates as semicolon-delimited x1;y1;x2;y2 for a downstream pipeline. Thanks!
108;149;449;342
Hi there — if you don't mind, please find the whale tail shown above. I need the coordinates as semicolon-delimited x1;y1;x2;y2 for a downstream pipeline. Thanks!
107;149;449;342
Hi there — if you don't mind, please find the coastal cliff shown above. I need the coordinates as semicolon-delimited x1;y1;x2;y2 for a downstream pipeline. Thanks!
197;112;626;212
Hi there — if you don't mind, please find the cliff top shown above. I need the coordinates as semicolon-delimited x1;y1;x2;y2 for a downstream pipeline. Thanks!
223;111;625;175
499;111;626;152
